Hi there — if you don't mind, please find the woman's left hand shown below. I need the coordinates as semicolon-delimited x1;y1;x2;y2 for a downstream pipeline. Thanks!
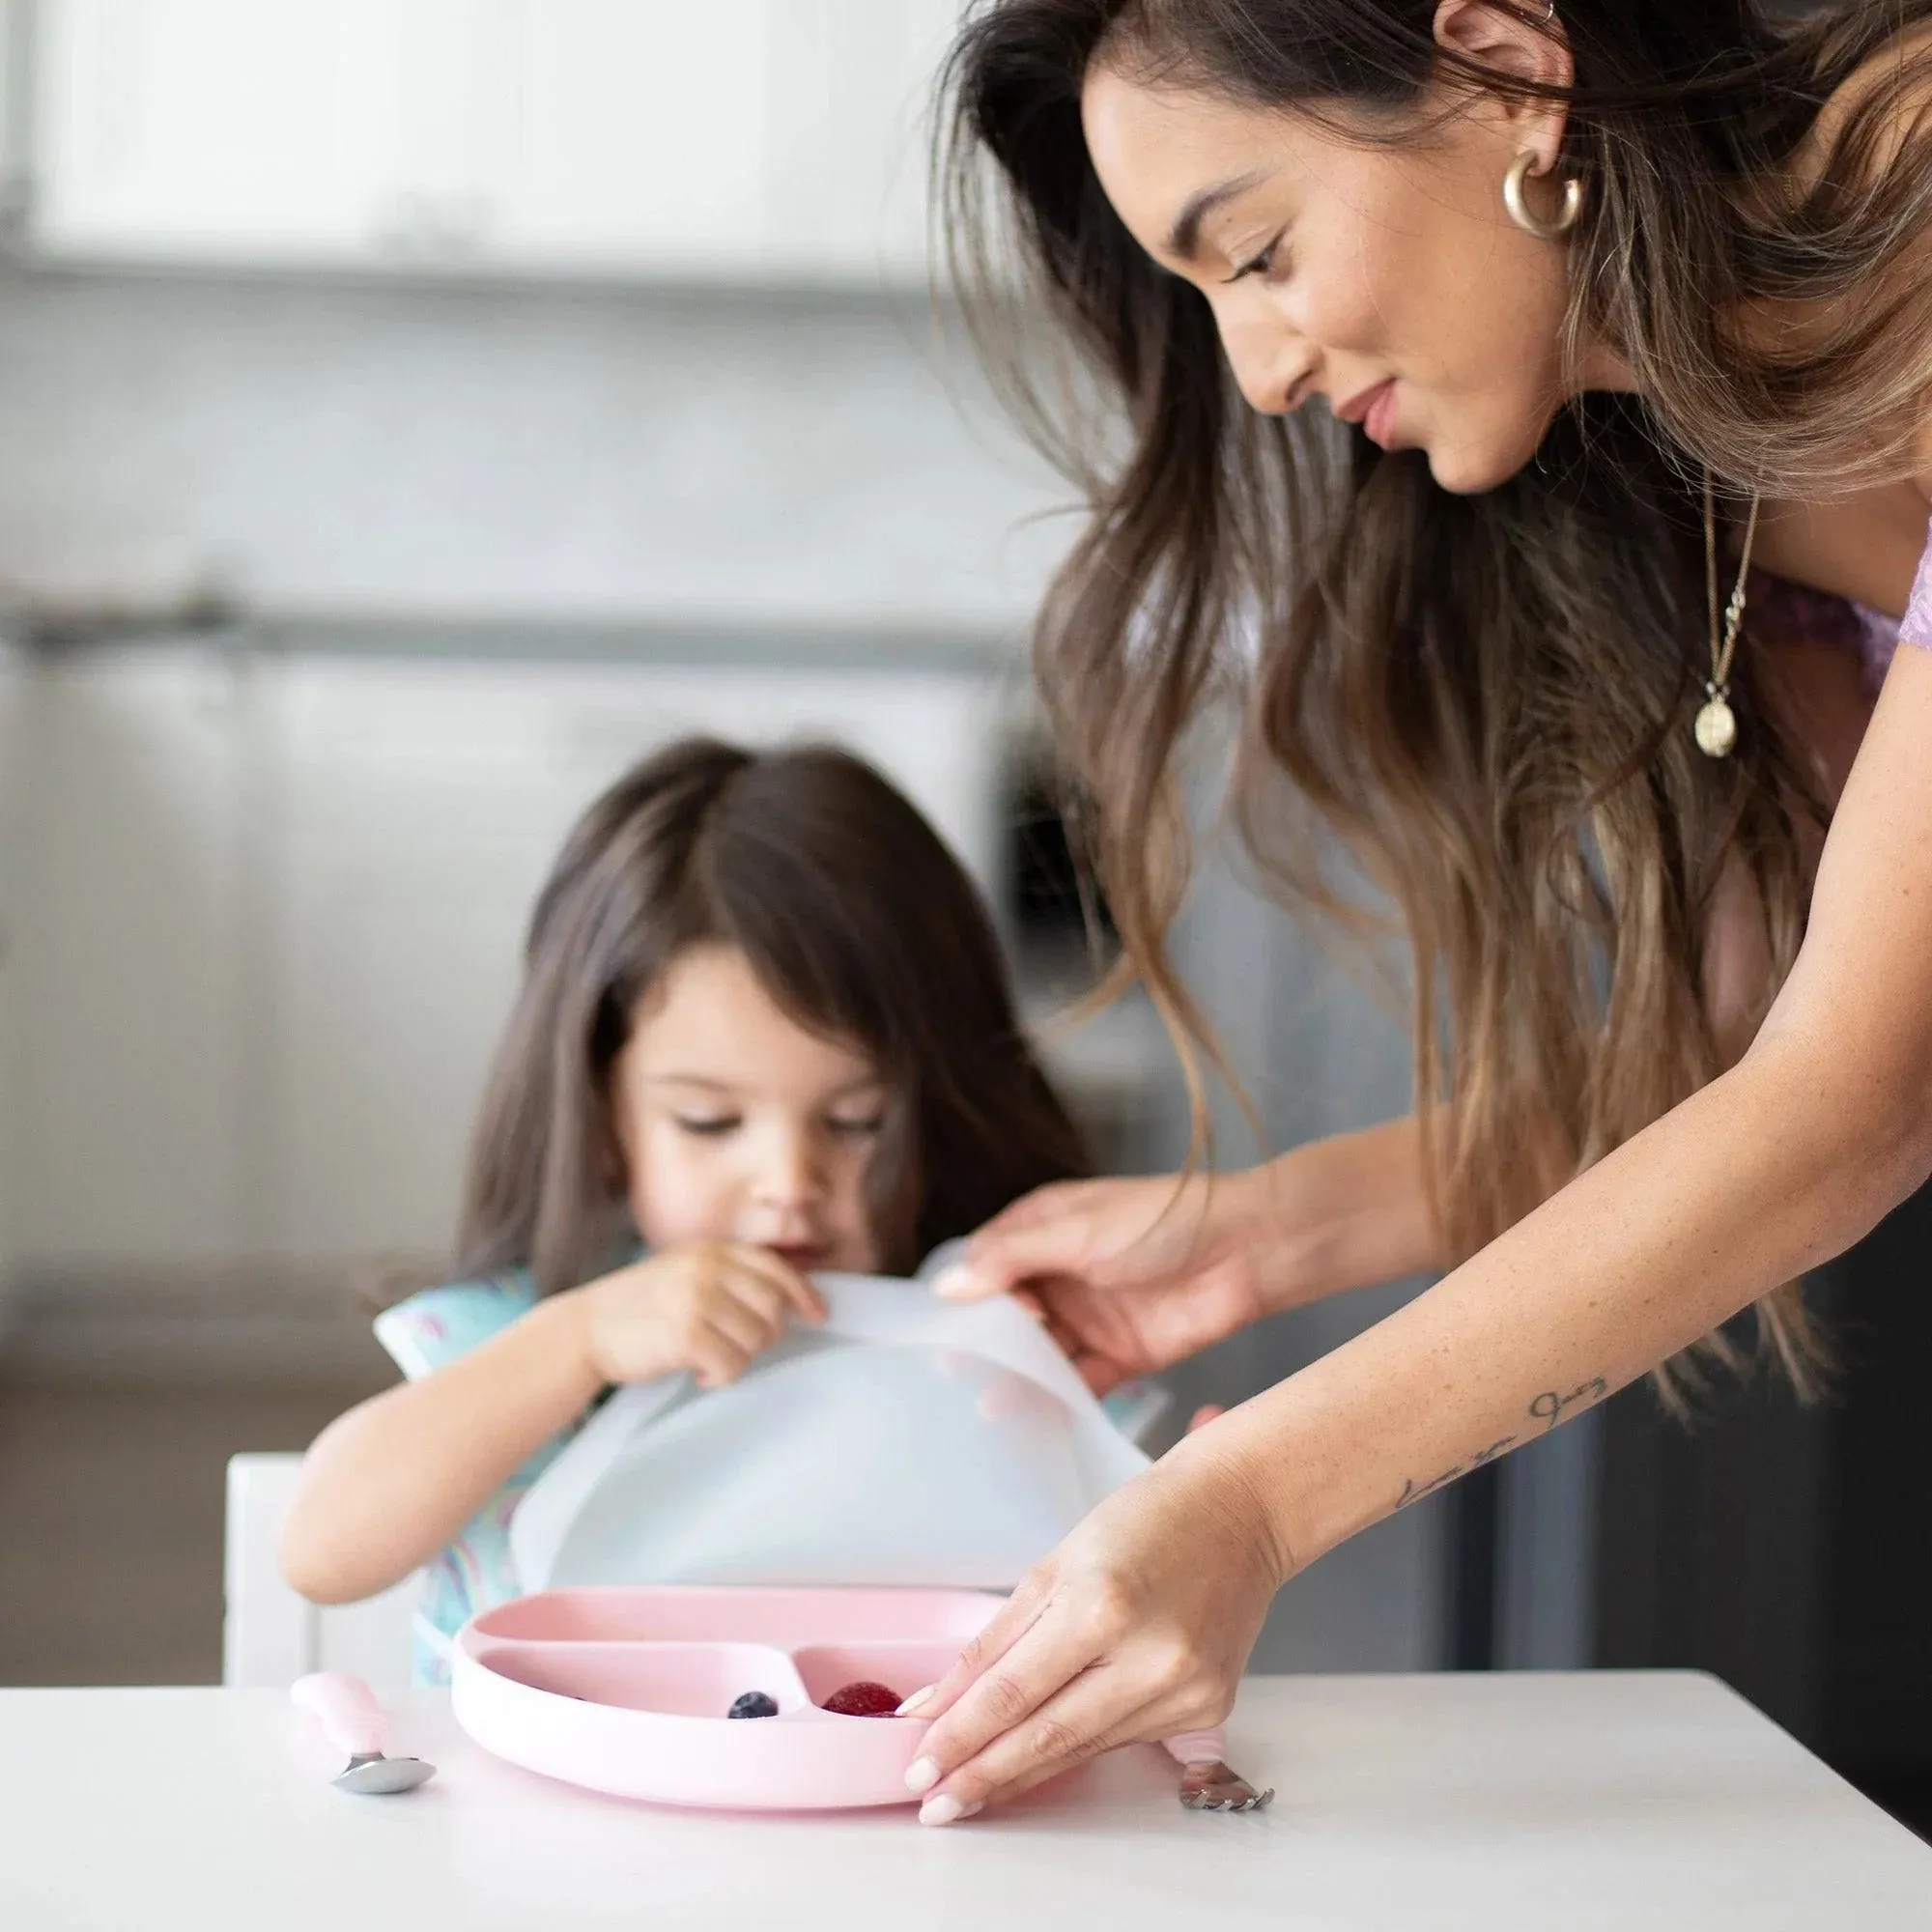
896;1430;1291;1822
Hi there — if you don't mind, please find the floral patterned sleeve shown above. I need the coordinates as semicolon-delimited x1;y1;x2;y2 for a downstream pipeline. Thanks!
373;1274;582;1685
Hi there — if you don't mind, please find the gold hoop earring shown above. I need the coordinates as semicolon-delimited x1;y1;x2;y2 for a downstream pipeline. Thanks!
1503;149;1582;241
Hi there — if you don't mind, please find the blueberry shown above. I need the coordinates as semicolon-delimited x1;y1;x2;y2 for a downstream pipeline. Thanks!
727;1690;780;1719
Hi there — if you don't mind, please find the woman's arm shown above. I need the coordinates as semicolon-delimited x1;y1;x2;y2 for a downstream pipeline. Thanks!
904;642;1932;1819
1264;1113;1452;1302
1249;639;1932;1567
281;1293;601;1605
940;1114;1448;1392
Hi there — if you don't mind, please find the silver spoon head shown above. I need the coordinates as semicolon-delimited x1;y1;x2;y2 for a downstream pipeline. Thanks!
332;1753;438;1796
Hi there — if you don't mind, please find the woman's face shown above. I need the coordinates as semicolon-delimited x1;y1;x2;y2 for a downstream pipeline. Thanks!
610;944;889;1275
1082;37;1620;494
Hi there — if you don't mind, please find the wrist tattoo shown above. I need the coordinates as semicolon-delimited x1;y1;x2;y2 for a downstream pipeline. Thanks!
1394;1376;1609;1511
1395;1434;1517;1510
1529;1377;1607;1433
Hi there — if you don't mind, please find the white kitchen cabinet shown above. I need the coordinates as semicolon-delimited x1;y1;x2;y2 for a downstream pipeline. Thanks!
30;0;961;283
10;645;253;1265
469;0;958;278
464;0;773;279
0;2;27;217
262;657;579;1261
34;0;402;264
762;0;958;281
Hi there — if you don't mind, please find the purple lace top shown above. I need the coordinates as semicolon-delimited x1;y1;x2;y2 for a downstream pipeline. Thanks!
1749;511;1932;696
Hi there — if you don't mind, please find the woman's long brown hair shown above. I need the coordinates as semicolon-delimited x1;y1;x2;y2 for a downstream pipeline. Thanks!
939;0;1932;1394
458;738;1091;1294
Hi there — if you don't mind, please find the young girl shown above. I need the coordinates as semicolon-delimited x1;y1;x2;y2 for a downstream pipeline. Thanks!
280;737;1093;1679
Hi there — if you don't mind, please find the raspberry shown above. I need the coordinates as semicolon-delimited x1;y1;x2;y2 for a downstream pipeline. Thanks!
822;1680;902;1719
727;1690;780;1719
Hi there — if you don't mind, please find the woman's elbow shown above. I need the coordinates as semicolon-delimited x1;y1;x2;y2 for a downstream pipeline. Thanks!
1861;1083;1932;1218
1748;1021;1932;1227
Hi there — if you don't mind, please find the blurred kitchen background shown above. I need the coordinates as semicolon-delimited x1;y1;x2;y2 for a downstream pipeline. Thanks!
0;0;1923;1837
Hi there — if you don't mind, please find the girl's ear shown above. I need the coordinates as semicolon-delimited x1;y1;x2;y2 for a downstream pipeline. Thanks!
597;1095;634;1200
598;1136;629;1199
595;1052;637;1201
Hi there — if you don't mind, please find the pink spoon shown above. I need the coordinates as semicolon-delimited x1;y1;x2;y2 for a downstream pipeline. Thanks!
292;1673;437;1796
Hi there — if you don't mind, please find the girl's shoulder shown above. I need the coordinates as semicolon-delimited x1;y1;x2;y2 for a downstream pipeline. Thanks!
374;1271;542;1380
374;1240;649;1378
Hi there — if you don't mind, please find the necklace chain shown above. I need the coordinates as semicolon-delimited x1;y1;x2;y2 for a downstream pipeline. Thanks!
1697;471;1762;758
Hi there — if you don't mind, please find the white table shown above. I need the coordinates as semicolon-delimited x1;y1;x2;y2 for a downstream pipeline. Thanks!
3;1672;1927;1930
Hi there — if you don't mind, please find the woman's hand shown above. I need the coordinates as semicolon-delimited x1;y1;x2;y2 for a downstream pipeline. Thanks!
896;1429;1290;1822
932;1170;1276;1393
576;1243;826;1389
936;1122;1448;1393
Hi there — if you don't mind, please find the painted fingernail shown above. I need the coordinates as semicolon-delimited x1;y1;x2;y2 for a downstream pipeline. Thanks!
931;1265;974;1300
920;1793;980;1826
904;1755;941;1794
896;1685;938;1717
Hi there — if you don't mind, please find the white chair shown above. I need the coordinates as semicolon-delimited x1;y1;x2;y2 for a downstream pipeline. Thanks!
222;1453;420;1688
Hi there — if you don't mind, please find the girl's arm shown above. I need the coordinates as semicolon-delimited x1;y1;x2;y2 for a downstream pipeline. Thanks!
906;641;1932;1816
282;1242;824;1605
281;1293;600;1605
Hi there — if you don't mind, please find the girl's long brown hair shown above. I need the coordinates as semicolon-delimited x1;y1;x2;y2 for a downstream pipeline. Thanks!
459;738;1091;1294
939;0;1932;1393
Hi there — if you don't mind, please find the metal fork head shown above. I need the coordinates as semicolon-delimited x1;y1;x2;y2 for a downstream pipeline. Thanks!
1178;1758;1275;1813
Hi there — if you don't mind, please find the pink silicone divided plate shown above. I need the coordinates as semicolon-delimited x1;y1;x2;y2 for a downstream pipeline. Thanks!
451;1585;1000;1810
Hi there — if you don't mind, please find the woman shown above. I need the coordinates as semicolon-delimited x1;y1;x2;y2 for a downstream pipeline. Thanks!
895;0;1932;1825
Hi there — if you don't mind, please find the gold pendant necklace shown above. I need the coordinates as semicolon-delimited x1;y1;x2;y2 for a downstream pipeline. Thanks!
1695;472;1761;759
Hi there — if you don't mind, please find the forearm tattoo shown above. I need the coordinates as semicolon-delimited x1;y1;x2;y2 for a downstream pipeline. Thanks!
1394;1377;1608;1511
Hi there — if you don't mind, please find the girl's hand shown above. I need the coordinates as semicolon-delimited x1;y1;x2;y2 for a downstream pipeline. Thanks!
933;1170;1275;1393
897;1430;1289;1822
576;1244;827;1389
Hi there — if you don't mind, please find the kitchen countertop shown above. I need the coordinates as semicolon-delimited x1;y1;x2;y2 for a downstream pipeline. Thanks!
3;1670;1926;1931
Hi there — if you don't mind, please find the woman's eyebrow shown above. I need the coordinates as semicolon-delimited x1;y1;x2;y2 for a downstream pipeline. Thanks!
1168;169;1272;260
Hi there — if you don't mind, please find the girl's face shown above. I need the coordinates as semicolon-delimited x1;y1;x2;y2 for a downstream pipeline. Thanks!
610;944;889;1275
1081;21;1629;494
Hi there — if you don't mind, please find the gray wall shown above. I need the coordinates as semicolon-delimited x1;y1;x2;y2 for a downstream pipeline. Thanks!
0;266;1065;634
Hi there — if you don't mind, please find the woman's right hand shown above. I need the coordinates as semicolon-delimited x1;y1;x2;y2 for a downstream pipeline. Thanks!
575;1244;827;1389
932;1169;1277;1393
